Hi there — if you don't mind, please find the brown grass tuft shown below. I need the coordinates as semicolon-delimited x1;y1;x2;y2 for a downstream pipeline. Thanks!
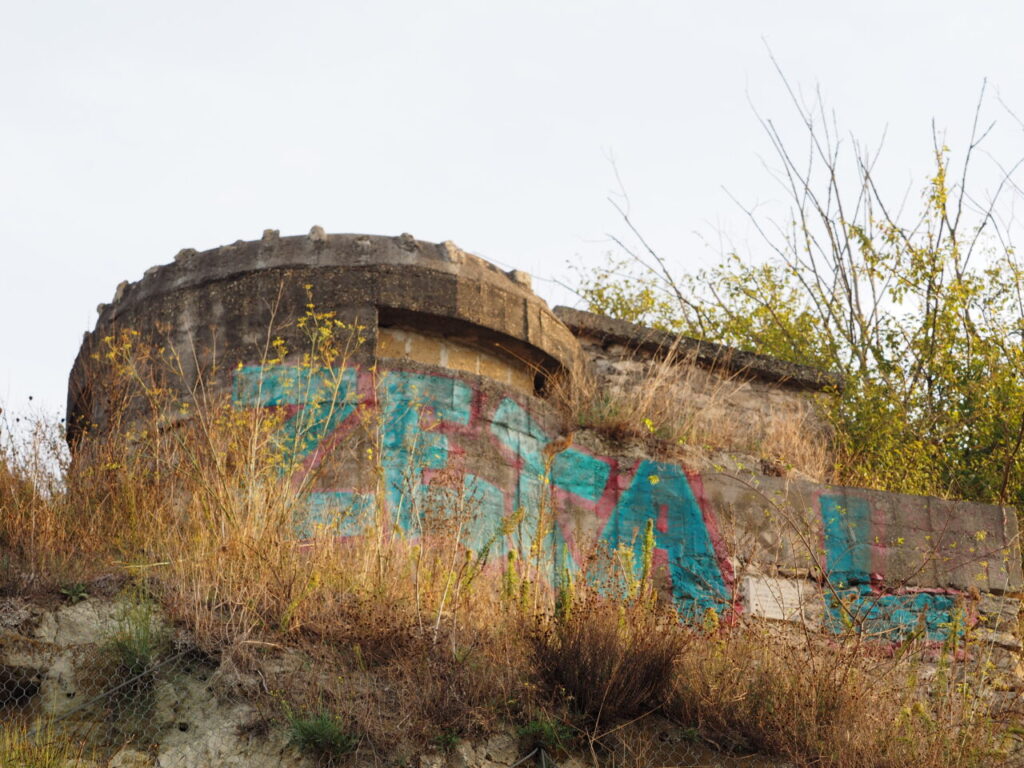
531;587;685;724
669;626;1013;768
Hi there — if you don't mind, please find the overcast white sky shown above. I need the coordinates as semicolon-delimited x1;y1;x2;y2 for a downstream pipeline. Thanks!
3;1;1024;418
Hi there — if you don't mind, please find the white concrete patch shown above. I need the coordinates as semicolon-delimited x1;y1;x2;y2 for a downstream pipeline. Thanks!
741;576;817;623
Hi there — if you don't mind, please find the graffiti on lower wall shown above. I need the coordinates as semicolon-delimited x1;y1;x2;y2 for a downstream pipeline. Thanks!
819;494;959;640
232;363;966;640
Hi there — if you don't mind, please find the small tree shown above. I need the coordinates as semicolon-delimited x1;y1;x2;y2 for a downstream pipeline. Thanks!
577;74;1024;507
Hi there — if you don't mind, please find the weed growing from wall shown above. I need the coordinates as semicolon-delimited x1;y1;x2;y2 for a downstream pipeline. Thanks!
548;344;833;481
97;592;170;740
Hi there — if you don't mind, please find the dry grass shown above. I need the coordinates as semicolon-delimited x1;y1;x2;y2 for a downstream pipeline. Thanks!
0;721;86;767
759;399;834;481
669;626;1017;768
0;331;1019;766
548;346;740;448
531;587;686;724
548;344;834;481
0;355;546;755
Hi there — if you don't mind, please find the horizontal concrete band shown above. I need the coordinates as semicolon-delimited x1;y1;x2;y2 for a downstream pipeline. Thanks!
701;472;1023;593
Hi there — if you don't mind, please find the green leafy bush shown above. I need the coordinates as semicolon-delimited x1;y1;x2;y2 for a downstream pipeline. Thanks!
576;91;1024;509
518;717;574;751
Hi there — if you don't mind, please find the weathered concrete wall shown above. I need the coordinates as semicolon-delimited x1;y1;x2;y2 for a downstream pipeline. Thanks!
377;326;535;395
554;306;837;478
229;361;1023;635
68;230;576;442
69;229;1024;656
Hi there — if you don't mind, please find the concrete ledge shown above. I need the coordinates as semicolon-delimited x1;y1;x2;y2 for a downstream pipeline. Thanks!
101;232;582;375
554;306;844;393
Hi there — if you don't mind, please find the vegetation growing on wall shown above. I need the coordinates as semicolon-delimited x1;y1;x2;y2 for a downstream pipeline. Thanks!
577;84;1024;507
548;344;833;480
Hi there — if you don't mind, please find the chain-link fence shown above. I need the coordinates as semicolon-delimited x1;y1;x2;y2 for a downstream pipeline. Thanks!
0;595;226;764
1;640;216;761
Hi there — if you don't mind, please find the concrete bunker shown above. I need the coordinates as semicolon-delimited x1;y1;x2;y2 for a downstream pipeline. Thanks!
68;229;1024;653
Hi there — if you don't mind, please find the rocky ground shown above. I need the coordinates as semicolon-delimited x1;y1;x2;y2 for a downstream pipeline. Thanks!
0;593;792;768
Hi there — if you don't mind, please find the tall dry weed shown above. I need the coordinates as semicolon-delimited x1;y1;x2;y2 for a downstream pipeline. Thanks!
532;587;686;724
760;400;834;481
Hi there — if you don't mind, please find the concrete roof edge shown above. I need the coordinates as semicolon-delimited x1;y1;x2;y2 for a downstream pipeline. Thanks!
553;306;845;393
94;231;582;373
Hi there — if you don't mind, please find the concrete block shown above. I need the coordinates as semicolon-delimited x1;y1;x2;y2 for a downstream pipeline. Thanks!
973;627;1023;652
478;355;512;385
376;328;408;359
506;269;532;290
442;340;482;376
742;575;817;623
978;594;1022;632
406;330;444;367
